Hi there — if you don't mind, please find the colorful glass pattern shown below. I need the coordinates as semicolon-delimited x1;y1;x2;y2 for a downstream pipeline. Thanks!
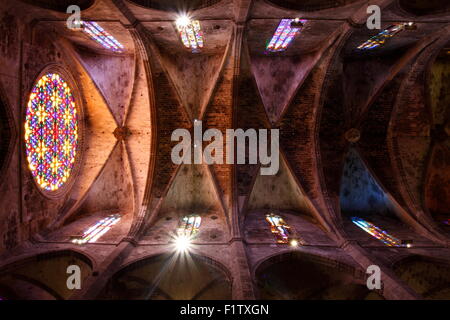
81;21;124;52
351;217;403;247
357;23;413;50
25;73;78;192
265;214;291;244
72;214;121;244
177;215;202;238
443;220;450;225
266;18;307;52
176;19;204;52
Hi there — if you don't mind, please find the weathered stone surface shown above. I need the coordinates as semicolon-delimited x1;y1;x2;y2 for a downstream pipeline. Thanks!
0;0;449;300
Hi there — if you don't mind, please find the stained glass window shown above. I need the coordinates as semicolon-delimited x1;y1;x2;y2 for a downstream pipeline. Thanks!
177;215;202;238
25;73;78;192
176;18;204;53
265;214;291;243
356;22;415;50
351;217;404;247
443;220;450;225
266;18;307;52
71;214;121;244
81;21;124;52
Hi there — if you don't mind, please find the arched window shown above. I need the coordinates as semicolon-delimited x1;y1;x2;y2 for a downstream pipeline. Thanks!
265;213;292;244
177;215;201;237
71;214;122;244
266;19;307;53
351;217;404;247
356;23;416;51
175;18;204;53
25;73;79;192
80;21;124;52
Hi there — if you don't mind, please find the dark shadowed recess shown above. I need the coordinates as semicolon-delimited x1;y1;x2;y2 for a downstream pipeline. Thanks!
255;251;384;300
0;250;93;300
425;48;450;224
399;0;450;16
0;283;18;300
127;0;222;11
0;96;11;177
393;255;450;299
266;0;360;11
18;0;95;12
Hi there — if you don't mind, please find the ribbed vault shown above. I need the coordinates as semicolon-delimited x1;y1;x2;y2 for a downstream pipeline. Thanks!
0;0;449;300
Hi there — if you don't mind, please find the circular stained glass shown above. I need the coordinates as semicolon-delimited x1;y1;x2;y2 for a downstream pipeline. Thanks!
25;73;78;192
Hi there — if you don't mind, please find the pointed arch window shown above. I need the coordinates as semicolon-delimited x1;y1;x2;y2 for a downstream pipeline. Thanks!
176;18;204;53
266;18;307;52
71;214;121;244
177;215;202;238
351;217;403;247
356;22;416;50
81;21;124;52
265;214;292;243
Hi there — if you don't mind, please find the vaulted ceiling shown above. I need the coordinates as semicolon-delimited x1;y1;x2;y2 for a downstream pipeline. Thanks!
0;0;449;300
